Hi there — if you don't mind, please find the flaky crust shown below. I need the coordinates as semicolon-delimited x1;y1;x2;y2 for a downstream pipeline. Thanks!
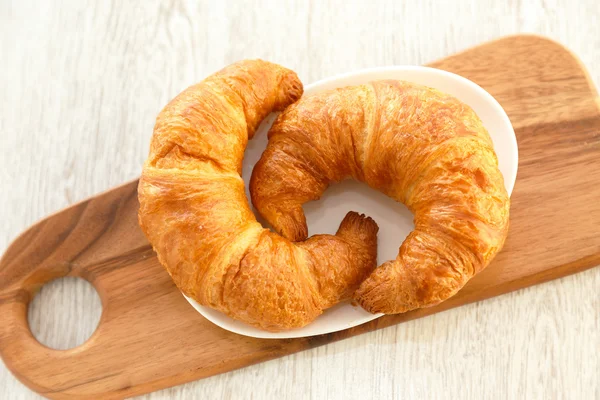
138;60;379;331
250;80;510;314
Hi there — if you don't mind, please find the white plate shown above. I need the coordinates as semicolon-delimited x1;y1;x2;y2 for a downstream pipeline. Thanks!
184;66;519;339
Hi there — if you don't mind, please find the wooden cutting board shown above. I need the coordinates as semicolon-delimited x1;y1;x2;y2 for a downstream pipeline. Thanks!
1;35;599;399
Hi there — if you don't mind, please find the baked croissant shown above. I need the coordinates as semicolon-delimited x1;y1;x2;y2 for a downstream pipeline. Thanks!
250;80;510;314
137;60;379;331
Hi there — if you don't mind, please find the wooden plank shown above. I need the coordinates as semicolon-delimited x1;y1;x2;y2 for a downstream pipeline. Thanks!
1;35;599;399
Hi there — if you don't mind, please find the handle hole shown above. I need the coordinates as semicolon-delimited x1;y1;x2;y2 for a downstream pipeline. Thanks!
28;277;102;350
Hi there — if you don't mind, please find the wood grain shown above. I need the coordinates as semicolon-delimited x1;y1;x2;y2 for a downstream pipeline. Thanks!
0;34;599;399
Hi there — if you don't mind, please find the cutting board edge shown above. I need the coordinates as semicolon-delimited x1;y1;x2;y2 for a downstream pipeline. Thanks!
438;33;600;98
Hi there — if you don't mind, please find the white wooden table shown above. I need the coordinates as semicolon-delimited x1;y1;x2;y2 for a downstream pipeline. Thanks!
2;1;599;399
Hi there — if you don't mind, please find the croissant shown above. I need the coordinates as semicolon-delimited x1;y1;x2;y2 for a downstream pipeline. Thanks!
250;80;510;314
137;60;379;331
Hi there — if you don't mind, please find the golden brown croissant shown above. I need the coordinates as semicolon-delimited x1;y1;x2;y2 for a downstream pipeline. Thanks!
250;80;510;314
137;60;379;331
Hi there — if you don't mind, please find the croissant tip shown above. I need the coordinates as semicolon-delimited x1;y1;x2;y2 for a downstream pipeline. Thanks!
354;286;394;315
335;211;380;246
340;211;379;233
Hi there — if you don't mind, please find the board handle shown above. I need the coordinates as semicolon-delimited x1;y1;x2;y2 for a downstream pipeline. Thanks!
0;180;146;398
0;279;70;395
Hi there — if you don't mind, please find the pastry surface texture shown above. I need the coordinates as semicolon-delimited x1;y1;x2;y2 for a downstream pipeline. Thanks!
250;80;510;314
138;60;379;331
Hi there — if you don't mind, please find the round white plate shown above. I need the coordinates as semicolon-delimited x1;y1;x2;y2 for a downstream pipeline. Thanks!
184;66;518;339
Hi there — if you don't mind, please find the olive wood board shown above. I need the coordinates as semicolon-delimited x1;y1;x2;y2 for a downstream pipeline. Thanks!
1;35;599;399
